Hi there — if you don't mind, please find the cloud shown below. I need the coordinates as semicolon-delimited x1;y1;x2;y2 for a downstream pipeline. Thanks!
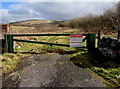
2;0;120;2
1;2;115;23
33;2;114;20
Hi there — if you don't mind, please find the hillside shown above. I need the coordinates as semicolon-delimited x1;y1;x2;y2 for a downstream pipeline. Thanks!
8;19;75;34
10;20;54;26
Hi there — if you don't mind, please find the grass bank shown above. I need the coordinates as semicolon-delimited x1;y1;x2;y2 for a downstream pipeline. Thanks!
70;50;120;87
0;53;31;75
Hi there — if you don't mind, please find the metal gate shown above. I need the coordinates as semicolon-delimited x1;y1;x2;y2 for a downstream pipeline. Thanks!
6;33;96;53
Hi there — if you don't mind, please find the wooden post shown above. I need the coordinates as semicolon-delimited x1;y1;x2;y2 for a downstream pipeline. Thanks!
7;35;13;53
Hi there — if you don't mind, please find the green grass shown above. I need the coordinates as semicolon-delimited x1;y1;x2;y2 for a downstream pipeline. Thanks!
91;67;120;87
0;53;31;75
70;50;120;87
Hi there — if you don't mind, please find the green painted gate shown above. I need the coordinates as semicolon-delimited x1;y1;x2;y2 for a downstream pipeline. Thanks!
6;33;96;53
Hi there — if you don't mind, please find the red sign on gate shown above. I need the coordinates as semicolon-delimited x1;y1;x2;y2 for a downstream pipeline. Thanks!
70;34;83;47
70;34;83;37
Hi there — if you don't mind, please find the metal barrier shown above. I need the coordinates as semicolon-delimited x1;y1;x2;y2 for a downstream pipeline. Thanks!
6;33;96;53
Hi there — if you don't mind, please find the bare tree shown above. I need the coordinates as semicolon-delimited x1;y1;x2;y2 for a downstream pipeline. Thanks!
116;1;120;39
117;1;120;29
103;2;120;31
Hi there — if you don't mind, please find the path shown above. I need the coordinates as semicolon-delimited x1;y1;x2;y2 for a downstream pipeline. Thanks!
2;54;109;87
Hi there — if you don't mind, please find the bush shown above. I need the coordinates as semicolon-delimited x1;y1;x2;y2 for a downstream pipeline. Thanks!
58;2;120;33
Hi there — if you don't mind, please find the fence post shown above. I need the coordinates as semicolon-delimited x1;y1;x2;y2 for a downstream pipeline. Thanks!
7;35;13;53
87;33;96;51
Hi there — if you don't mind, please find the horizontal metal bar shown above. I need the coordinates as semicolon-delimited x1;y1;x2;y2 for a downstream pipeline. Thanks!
8;33;89;37
82;36;87;42
11;34;87;36
13;39;70;47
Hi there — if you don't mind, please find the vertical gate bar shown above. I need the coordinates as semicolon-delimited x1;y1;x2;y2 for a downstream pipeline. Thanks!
7;35;13;53
87;33;96;51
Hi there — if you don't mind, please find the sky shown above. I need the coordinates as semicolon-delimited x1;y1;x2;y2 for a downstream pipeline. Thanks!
0;0;119;23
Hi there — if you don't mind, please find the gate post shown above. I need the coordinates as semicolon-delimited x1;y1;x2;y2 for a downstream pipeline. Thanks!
87;33;96;51
7;35;13;53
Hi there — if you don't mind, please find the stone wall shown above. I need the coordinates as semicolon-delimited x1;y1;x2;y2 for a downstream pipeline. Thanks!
98;37;120;61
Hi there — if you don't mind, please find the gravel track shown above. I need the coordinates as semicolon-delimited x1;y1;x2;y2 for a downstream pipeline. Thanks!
2;54;109;88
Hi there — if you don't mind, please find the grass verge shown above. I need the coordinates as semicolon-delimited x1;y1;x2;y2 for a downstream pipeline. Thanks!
70;50;120;87
0;53;31;75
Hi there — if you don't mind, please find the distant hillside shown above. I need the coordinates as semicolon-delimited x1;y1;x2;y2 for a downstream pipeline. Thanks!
10;19;54;26
9;19;70;34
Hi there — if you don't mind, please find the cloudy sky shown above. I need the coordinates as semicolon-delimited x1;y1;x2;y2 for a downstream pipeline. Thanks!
0;0;119;23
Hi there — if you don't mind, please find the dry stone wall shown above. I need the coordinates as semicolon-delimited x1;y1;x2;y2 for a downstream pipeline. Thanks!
98;37;120;61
